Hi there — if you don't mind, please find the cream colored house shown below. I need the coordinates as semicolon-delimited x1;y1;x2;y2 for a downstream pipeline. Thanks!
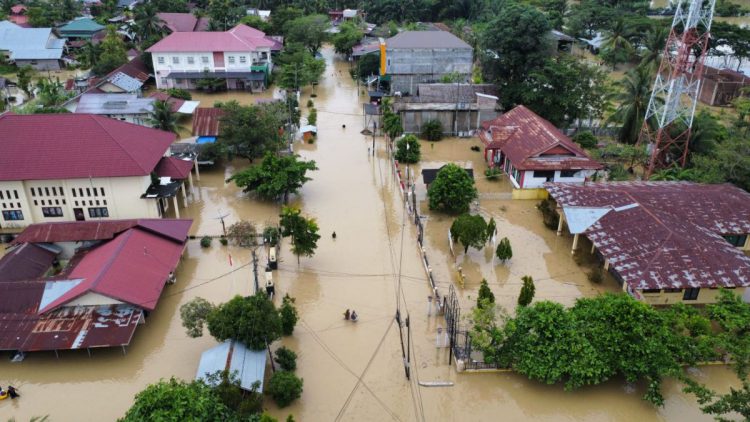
546;181;750;305
0;113;194;231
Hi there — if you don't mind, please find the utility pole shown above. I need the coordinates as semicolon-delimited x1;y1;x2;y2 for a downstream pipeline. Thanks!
372;121;376;156
252;249;259;293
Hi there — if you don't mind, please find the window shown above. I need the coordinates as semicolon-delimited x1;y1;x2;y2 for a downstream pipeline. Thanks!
0;191;3;200
41;200;45;206
100;188;105;196
723;234;748;247
30;187;36;197
72;189;77;197
51;187;57;196
683;288;700;301
642;289;661;294
88;207;109;218
664;288;682;294
560;170;578;178
42;207;63;217
2;210;23;221
86;188;91;197
93;188;98;197
533;170;555;180
187;56;195;64
175;78;184;84
79;188;84;197
45;187;50;196
33;200;38;206
202;56;209;64
239;56;247;64
158;56;165;64
172;56;180;64
228;56;235;64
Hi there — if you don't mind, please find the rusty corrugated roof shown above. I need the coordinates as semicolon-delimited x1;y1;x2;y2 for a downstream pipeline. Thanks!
546;181;750;290
192;107;225;136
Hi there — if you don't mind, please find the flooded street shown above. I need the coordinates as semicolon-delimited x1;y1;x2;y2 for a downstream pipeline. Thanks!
0;46;742;421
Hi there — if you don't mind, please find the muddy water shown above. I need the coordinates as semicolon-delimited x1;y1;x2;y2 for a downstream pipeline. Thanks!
0;46;741;421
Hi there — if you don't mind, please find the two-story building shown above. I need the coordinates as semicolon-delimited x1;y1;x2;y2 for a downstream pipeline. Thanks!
0;20;66;70
478;105;602;199
147;24;281;92
382;30;473;95
0;113;192;232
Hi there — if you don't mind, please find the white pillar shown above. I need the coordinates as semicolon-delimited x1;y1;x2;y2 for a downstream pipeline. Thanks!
571;233;579;254
188;171;194;187
591;242;596;254
193;158;200;181
556;212;564;236
172;196;180;219
181;182;188;208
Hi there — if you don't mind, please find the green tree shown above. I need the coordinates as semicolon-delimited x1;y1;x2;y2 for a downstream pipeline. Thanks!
226;221;257;247
608;65;655;145
601;18;635;69
240;15;272;33
394;134;421;163
207;0;245;31
228;153;317;201
267;371;303;408
165;88;192;100
35;77;68;109
477;278;495;308
486;217;496;242
517;275;535;307
279;206;321;264
279;294;298;336
480;2;551;107
572;131;598;149
450;213;488;253
207;294;283;350
277;44;325;91
428;164;478;214
495;237;513;262
180;297;215;338
133;3;166;49
202;370;263;418
333;21;363;58
274;346;298;371
711;22;750;72
270;7;303;35
94;25;128;76
284;14;329;55
684;380;750;422
120;378;233;421
383;112;403;141
420;119;444;141
148;100;178;133
639;25;668;71
219;101;286;159
16;65;34;98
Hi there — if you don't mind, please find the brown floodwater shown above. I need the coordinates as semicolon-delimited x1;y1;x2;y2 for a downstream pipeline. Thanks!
0;46;741;422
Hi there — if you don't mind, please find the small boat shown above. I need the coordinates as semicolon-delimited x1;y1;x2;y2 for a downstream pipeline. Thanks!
0;391;8;400
418;381;454;387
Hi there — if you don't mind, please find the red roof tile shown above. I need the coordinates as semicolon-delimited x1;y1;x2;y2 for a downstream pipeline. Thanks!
192;107;224;136
155;156;194;179
147;24;276;53
546;181;750;291
0;113;175;181
479;106;602;171
39;221;191;313
11;219;192;245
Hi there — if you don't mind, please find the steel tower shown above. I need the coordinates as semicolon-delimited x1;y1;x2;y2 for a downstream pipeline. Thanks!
638;0;716;177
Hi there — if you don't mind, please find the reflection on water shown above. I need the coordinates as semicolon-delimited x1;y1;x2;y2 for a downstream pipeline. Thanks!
0;45;739;422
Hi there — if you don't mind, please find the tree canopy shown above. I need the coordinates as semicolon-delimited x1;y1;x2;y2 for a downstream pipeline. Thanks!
333;21;364;58
94;26;128;76
450;213;488;253
207;294;283;350
279;206;321;264
218;101;287;160
284;14;329;55
120;378;233;422
228;153;318;201
428;164;478;214
148;100;178;133
276;43;326;91
394;135;421;163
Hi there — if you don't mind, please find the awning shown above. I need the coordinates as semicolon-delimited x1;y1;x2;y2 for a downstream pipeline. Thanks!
165;71;266;81
141;180;182;199
177;100;200;114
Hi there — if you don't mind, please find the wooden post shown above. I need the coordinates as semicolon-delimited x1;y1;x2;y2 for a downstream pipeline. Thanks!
556;212;564;236
181;182;188;208
172;196;180;218
571;233;580;254
193;158;200;181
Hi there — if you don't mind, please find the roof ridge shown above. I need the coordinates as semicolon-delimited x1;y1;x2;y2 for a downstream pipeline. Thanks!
89;114;153;174
90;229;134;293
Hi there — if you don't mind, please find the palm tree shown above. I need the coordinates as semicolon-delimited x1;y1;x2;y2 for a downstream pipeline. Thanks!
79;41;101;70
640;26;669;71
601;19;635;69
607;65;656;145
133;3;165;48
148;100;178;133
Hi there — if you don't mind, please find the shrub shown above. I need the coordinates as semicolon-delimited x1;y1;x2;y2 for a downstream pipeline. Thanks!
538;198;560;230
166;88;192;100
394;134;421;163
485;167;502;180
226;221;257;247
200;236;212;248
588;268;604;284
477;279;495;308
263;226;280;246
307;108;317;126
421;119;444;141
267;371;303;407
608;163;630;181
470;145;481;151
496;237;513;262
518;275;535;307
572;131;598;149
220;237;228;246
279;294;299;336
274;346;298;371
306;99;314;107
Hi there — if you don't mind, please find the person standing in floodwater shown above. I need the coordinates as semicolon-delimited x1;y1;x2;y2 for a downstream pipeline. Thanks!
344;309;350;320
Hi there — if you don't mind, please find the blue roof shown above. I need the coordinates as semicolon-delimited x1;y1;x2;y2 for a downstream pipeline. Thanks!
196;340;267;391
0;23;65;60
197;136;217;144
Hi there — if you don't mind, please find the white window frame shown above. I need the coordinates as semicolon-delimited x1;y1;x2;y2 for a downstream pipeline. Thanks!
157;56;165;64
228;56;236;64
187;56;195;64
172;56;180;64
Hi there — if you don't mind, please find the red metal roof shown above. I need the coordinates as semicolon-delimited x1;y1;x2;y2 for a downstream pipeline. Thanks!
147;24;276;53
0;113;175;181
149;91;186;112
192;107;225;136
157;12;209;32
155;156;194;179
479;106;602;171
12;219;192;245
105;56;150;83
546;181;750;290
0;243;57;283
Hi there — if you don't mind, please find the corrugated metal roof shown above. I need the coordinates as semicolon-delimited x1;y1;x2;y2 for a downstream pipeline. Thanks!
59;17;105;33
12;219;193;246
196;340;267;391
108;73;144;92
155;156;194;180
479;105;602;171
546;181;750;290
0;113;175;181
192;107;225;136
75;93;154;114
386;30;471;49
0;25;64;60
0;243;58;283
147;24;276;53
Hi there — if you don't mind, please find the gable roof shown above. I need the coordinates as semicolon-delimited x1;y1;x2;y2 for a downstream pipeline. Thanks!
386;30;471;50
0;24;64;60
0;243;57;283
197;340;267;392
11;219;193;245
74;93;155;114
157;12;209;32
155;156;194;179
0;113;175;181
546;181;750;291
58;17;105;34
479;105;602;171
147;24;276;53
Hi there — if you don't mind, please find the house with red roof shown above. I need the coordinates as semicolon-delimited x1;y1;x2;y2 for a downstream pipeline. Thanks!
0;113;197;231
156;12;210;33
546;181;750;305
146;24;281;92
0;219;192;355
478;105;602;199
8;5;29;27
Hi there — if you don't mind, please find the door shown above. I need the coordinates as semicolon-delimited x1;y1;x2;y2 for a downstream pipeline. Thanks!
73;208;85;221
213;52;224;68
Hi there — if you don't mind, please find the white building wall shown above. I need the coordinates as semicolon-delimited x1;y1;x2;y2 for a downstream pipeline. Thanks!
0;175;160;230
521;169;597;189
152;48;272;89
66;292;124;307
